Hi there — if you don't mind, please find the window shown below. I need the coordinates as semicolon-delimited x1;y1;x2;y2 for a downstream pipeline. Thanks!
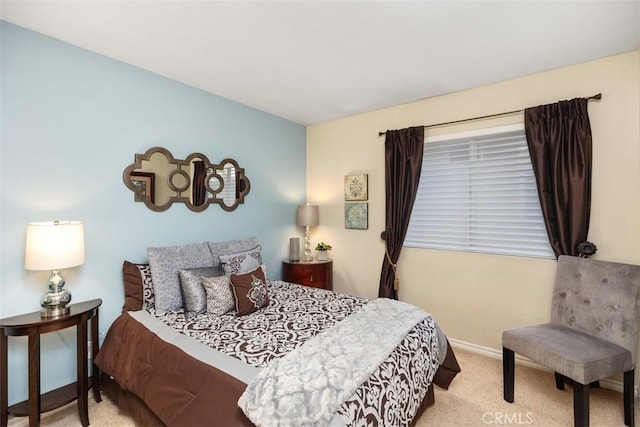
404;124;554;259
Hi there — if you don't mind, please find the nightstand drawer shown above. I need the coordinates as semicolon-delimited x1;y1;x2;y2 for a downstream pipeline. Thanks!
282;260;333;290
287;266;326;287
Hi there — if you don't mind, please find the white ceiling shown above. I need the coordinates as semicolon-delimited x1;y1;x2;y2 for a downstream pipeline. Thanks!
1;1;639;126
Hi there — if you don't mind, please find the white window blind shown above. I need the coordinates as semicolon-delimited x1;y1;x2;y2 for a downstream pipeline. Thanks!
219;164;237;205
404;124;554;259
206;165;237;205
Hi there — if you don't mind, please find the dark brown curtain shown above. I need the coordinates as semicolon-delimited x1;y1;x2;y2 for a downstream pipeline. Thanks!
524;98;592;258
379;126;424;299
192;161;207;206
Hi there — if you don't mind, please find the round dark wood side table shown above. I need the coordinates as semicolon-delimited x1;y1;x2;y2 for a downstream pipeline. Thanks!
0;298;102;427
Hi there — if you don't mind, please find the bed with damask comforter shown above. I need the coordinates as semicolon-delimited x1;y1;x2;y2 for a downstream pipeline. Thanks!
95;239;460;426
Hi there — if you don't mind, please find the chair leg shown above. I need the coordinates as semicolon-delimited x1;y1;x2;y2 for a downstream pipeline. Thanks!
624;370;634;427
555;372;565;390
573;381;589;427
503;347;515;403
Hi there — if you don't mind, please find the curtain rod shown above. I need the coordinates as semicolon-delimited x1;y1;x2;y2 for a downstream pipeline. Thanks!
377;93;602;136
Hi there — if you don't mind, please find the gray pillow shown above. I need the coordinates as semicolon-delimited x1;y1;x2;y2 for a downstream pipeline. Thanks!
219;245;263;276
147;242;215;313
179;266;221;316
202;275;236;316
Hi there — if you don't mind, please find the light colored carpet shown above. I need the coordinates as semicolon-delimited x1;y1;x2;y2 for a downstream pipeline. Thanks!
418;348;636;426
7;348;636;426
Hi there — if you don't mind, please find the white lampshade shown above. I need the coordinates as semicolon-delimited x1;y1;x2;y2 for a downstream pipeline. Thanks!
296;204;319;227
25;221;85;271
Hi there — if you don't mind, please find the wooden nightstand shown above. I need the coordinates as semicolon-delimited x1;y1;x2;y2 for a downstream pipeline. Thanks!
0;299;102;427
282;259;333;290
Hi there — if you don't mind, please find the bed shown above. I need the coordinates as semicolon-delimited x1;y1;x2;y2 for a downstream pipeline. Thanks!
95;237;460;426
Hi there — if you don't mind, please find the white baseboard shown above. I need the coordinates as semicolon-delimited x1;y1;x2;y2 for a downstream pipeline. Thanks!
448;338;635;397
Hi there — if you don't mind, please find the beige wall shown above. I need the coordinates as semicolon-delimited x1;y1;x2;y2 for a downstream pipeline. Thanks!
306;51;640;355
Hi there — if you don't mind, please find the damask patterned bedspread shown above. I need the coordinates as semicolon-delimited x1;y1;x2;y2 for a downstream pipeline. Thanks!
153;281;442;426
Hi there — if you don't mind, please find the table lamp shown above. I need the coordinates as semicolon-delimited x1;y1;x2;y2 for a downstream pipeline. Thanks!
296;204;319;262
24;220;85;318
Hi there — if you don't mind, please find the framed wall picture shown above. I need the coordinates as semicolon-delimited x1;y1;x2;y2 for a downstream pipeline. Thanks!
130;172;155;204
344;174;368;201
345;202;368;230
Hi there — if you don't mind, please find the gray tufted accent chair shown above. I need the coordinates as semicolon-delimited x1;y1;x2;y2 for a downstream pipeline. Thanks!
502;255;640;427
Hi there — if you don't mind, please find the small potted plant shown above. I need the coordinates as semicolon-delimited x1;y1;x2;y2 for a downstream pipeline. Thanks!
315;242;332;261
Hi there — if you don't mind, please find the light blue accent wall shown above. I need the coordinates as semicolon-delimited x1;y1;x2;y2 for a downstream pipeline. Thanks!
0;21;306;404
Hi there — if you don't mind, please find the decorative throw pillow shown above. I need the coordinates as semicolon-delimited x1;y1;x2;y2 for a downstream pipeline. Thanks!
122;261;155;312
208;237;259;271
219;245;263;276
230;265;269;316
138;263;155;311
201;275;236;316
178;266;220;316
147;242;215;313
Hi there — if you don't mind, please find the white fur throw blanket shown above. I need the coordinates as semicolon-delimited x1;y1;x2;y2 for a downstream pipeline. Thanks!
238;298;432;426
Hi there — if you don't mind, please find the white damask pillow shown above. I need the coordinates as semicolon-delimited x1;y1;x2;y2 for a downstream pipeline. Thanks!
138;264;155;311
219;245;263;276
202;275;235;316
208;237;259;270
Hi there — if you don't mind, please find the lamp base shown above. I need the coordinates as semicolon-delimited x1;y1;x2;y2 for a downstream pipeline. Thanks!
41;306;70;318
302;250;313;262
40;269;72;318
303;225;313;262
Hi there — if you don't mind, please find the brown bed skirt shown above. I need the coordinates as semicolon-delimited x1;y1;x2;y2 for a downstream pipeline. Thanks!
102;373;165;427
